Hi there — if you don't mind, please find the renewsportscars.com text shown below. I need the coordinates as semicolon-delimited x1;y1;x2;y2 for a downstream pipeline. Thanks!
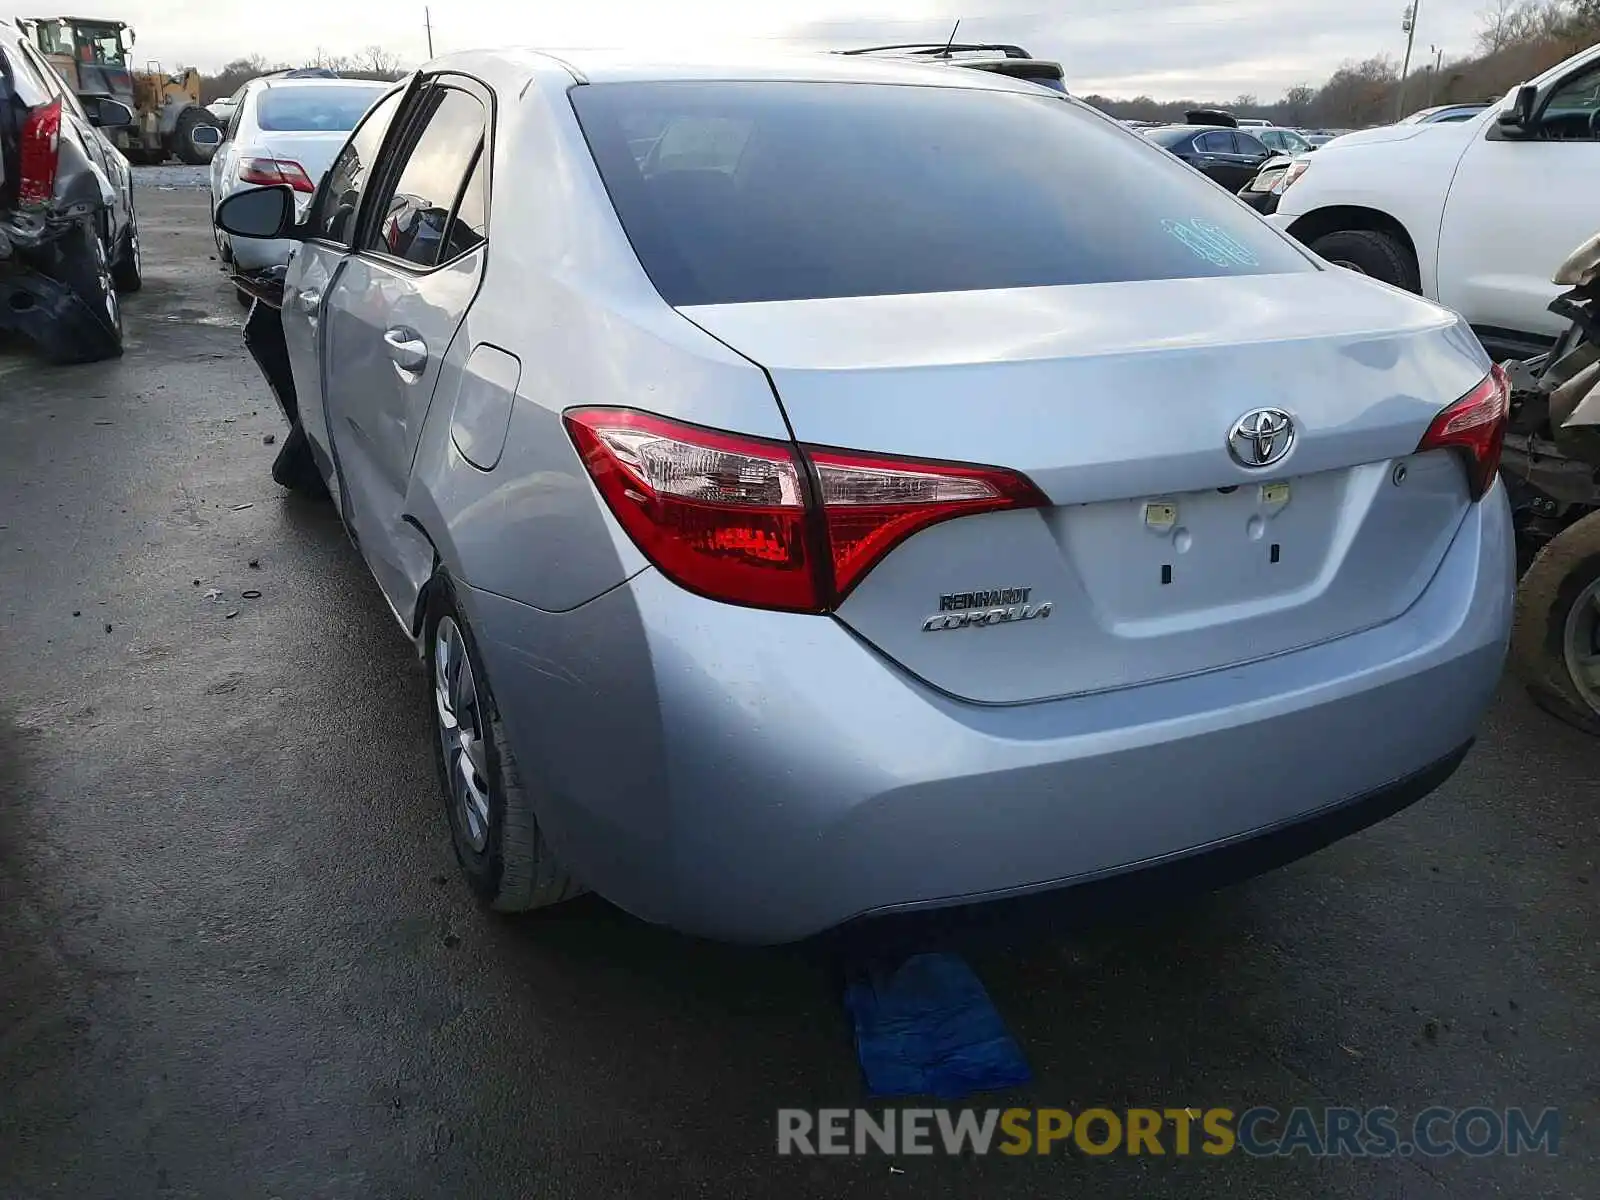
777;1106;1560;1158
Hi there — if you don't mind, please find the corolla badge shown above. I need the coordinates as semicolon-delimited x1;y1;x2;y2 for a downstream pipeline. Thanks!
1228;408;1295;468
922;587;1052;632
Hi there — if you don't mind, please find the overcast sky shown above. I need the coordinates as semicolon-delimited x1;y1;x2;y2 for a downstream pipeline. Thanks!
48;0;1490;100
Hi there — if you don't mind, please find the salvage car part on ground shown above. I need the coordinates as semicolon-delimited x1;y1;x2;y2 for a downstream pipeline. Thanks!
1504;229;1600;733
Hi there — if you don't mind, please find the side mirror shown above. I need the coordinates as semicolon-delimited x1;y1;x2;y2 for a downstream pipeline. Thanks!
189;123;222;149
89;98;134;128
216;186;298;240
1498;84;1538;129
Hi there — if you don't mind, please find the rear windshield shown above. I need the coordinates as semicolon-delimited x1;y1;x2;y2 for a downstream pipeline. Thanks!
256;85;387;132
571;82;1308;306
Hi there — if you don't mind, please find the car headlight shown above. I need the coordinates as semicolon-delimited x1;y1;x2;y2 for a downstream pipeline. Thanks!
1272;159;1311;195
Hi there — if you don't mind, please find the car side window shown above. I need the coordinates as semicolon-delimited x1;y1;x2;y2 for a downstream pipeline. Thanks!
226;94;246;141
1541;62;1600;139
439;149;488;260
308;88;405;247
1195;131;1230;153
361;85;487;269
1236;132;1269;156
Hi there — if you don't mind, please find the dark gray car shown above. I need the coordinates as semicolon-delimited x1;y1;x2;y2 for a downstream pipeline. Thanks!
1;16;142;363
1144;124;1275;191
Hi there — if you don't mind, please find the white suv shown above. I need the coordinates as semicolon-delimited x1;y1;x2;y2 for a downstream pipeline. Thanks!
1269;41;1600;357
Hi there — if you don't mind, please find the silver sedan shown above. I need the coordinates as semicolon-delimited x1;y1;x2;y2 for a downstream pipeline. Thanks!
216;49;1513;942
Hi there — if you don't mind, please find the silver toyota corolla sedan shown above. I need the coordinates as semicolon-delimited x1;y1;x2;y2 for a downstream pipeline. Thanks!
216;49;1515;943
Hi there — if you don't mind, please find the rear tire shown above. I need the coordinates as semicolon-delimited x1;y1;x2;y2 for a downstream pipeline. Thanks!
1308;228;1420;293
34;221;123;365
112;208;143;294
425;573;582;913
269;421;328;499
1510;509;1600;736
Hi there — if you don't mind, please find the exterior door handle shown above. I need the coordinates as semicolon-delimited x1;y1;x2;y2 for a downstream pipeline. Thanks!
297;288;322;315
384;327;428;373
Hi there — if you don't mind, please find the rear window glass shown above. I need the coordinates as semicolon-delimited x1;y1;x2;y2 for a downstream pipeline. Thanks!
571;82;1309;306
256;85;387;132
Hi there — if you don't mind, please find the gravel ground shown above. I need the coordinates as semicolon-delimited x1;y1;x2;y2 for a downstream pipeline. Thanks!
130;162;211;190
0;189;1596;1200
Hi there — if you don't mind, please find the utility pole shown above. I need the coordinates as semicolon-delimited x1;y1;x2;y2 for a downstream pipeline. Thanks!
1395;0;1420;121
1427;44;1443;105
425;6;434;58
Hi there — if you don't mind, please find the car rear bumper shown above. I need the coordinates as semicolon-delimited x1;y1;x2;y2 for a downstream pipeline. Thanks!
465;486;1514;943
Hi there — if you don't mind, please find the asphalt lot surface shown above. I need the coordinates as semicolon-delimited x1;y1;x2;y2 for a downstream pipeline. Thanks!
1;185;1597;1199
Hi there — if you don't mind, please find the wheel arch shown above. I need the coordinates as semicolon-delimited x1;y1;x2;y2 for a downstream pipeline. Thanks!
405;515;445;642
1287;205;1421;272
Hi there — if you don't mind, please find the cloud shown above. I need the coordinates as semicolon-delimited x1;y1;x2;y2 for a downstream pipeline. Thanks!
108;0;1489;101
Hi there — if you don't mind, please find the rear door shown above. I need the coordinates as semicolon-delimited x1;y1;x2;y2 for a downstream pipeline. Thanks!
318;75;490;604
280;83;410;503
210;85;248;201
1190;131;1236;184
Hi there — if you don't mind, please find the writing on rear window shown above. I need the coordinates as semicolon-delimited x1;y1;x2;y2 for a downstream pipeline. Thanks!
1162;218;1261;268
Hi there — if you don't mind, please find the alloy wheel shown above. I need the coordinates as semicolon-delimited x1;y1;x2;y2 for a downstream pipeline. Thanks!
434;616;491;853
95;235;119;328
1563;577;1600;717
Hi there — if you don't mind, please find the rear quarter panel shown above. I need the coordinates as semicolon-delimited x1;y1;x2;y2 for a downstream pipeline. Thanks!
402;58;787;617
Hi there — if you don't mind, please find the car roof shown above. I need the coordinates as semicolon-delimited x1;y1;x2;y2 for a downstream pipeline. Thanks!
524;47;1059;96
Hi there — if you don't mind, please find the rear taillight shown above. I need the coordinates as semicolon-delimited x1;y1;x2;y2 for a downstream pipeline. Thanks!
1416;365;1509;501
564;408;1047;612
18;98;63;209
238;157;316;193
1272;159;1310;195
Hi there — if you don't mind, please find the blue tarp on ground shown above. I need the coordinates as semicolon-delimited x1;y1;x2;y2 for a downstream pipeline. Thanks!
844;952;1032;1099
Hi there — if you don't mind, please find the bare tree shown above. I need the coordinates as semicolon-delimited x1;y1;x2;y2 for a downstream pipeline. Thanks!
1476;0;1526;53
310;46;355;72
1283;84;1316;125
200;54;286;103
1315;56;1399;127
355;45;402;76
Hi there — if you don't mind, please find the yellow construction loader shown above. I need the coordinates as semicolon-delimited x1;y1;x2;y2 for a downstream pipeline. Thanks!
19;16;220;164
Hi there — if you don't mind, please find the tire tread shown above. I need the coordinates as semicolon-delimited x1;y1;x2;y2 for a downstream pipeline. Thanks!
1510;508;1600;735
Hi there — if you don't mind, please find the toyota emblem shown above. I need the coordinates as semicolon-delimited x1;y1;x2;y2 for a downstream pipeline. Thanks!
1228;408;1295;468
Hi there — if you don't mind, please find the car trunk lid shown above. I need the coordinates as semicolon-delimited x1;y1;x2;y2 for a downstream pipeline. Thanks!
679;270;1492;703
259;131;346;189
